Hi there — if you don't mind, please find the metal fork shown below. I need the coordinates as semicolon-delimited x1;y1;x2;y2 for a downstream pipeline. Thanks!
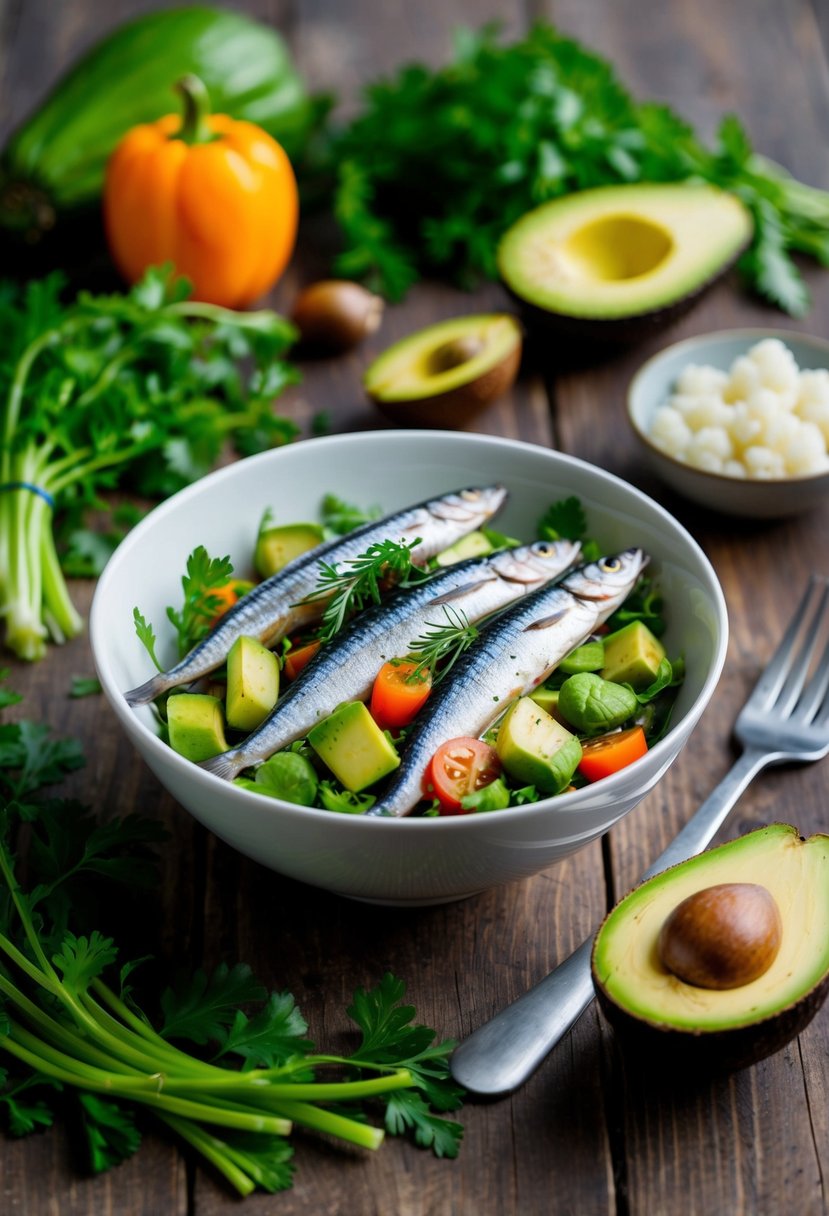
450;574;829;1096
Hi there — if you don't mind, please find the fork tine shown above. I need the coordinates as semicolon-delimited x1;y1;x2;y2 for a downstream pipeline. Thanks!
799;639;829;725
774;578;829;717
750;575;825;710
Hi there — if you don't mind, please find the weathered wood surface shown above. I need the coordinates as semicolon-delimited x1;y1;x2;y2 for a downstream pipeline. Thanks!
1;0;828;1213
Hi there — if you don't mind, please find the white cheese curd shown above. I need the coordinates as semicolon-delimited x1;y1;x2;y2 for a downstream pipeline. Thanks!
649;339;829;480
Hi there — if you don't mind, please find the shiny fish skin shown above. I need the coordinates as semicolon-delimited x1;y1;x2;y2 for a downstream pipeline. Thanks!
368;549;647;818
124;484;507;706
200;539;580;781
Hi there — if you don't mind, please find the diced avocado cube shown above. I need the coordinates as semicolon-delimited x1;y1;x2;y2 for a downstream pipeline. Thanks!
167;694;228;762
496;696;582;794
434;530;494;567
308;701;400;792
529;685;566;722
226;636;280;731
601;620;666;689
559;638;605;675
255;522;325;579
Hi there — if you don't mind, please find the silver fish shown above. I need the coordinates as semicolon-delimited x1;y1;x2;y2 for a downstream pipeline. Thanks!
200;538;580;781
367;549;648;818
125;484;508;706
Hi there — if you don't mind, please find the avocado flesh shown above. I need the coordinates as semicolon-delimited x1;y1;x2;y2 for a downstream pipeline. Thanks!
593;824;829;1034
498;183;753;321
364;314;521;402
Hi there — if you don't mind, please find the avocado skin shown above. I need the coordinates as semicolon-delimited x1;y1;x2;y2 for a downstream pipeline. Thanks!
593;970;829;1074
505;265;742;348
591;823;829;1073
371;342;522;429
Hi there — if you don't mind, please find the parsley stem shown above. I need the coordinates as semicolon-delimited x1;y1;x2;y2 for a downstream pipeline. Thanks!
158;1115;258;1198
268;1098;385;1150
137;1068;414;1100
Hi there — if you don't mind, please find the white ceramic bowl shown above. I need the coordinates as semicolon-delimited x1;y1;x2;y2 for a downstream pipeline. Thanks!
628;329;829;518
90;431;728;905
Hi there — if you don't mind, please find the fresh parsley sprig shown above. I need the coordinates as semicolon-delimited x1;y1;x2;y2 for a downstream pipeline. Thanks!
327;21;829;313
0;685;465;1194
0;265;299;662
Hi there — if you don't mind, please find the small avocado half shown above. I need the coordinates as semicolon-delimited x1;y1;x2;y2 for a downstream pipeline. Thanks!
364;314;522;428
498;183;753;343
591;824;829;1072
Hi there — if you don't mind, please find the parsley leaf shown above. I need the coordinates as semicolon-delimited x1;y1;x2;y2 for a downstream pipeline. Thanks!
78;1094;142;1173
164;545;235;658
160;963;268;1045
326;21;829;314
347;973;464;1156
538;496;588;542
70;676;101;699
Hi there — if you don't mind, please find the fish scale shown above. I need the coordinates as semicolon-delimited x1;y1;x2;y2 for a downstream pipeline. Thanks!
124;484;507;706
368;549;648;818
199;538;581;781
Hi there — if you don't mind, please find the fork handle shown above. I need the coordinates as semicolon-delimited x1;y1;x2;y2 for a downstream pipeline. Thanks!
450;747;770;1096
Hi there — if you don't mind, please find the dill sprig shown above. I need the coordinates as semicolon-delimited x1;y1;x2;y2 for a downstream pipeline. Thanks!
406;604;480;684
306;538;425;641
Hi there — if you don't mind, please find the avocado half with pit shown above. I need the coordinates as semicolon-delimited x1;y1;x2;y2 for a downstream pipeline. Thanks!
498;183;753;344
364;314;522;428
591;824;829;1072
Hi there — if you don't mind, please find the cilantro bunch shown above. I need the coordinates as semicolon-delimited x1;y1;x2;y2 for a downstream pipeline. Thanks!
0;267;300;662
0;686;464;1193
329;22;829;312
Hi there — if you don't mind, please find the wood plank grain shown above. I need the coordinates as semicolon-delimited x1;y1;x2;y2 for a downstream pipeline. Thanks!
539;1;829;1213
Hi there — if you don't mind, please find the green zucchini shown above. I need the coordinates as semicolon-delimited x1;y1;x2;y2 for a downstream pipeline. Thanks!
0;6;316;239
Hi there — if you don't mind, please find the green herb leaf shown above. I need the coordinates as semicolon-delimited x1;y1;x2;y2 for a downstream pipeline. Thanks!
70;676;101;699
160;963;267;1045
538;496;588;542
165;545;235;658
78;1093;142;1173
218;992;313;1067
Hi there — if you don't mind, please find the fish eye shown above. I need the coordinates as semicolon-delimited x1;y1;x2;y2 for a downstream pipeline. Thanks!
600;556;622;572
461;489;481;501
535;542;554;555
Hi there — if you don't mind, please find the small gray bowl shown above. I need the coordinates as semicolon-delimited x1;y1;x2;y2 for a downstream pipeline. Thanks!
627;329;829;518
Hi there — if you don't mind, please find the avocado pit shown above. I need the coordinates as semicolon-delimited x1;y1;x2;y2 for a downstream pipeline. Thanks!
657;882;783;990
591;824;829;1072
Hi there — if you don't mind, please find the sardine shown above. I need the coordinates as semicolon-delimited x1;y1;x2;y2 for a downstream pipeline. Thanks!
367;548;648;818
200;538;581;781
125;484;508;706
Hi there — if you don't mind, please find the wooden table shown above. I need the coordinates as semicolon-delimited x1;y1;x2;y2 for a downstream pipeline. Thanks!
2;1;828;1212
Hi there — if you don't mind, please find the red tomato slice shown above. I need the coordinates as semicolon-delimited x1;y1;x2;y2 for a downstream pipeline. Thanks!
578;726;647;782
426;737;502;815
370;660;432;730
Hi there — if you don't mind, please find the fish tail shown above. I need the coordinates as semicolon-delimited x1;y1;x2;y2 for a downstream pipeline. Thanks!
198;750;245;782
124;672;172;707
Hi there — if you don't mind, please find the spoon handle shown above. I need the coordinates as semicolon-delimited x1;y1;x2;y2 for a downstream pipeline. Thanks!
450;749;767;1096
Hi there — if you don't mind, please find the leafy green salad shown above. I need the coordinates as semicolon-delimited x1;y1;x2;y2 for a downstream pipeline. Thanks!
133;494;684;816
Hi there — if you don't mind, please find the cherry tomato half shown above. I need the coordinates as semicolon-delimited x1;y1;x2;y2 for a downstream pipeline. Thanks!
426;737;502;814
370;660;432;731
578;726;647;782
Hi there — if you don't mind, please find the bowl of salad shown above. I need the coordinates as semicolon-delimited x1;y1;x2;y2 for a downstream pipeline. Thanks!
90;430;728;905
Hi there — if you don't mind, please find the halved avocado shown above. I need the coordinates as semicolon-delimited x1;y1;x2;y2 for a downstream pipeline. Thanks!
498;183;753;343
591;824;829;1071
364;314;522;428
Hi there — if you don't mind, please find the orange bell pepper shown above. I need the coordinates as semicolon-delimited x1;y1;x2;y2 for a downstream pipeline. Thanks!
103;75;298;308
